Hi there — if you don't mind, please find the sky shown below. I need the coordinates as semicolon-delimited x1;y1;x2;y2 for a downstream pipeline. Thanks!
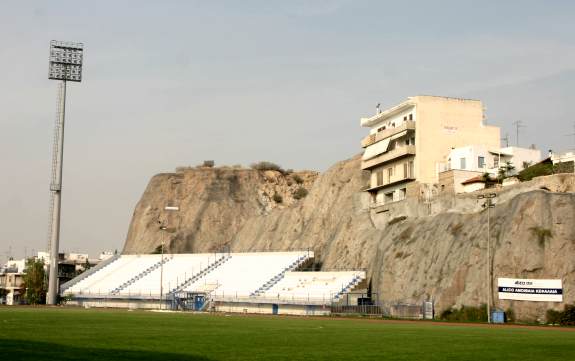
1;0;574;261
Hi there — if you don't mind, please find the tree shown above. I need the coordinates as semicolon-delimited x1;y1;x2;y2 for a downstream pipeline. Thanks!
497;161;516;182
504;161;515;175
22;258;47;305
293;187;308;200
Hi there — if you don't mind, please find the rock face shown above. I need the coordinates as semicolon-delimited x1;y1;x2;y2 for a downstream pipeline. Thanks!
123;166;318;254
123;157;575;321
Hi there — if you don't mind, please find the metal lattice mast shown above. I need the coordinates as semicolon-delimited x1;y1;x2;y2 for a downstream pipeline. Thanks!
46;40;83;305
46;82;64;253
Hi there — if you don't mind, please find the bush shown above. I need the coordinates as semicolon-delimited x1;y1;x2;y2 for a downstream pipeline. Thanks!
250;161;285;173
293;187;308;200
517;162;553;181
529;226;553;247
547;304;575;325
440;304;488;322
292;174;304;184
561;304;575;325
272;193;283;203
546;309;562;324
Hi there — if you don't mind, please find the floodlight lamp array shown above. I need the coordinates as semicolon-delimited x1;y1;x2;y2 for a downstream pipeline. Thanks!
48;40;84;82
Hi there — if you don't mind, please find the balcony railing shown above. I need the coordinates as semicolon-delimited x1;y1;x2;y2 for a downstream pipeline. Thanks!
361;121;415;148
365;176;416;192
361;145;416;170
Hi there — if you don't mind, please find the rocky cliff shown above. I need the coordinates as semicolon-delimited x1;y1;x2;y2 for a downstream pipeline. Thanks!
123;158;575;321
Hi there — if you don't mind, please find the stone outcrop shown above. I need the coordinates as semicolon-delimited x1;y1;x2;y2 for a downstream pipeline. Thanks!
123;157;575;321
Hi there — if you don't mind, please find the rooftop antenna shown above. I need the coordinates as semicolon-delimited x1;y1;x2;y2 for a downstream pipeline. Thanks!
376;103;381;115
46;40;84;305
512;120;526;147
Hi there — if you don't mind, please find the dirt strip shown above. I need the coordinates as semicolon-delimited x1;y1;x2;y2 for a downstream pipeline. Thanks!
223;312;575;332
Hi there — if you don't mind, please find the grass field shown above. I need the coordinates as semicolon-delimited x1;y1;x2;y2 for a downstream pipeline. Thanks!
0;307;574;360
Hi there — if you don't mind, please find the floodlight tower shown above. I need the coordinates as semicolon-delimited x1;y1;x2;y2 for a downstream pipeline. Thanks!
46;40;84;305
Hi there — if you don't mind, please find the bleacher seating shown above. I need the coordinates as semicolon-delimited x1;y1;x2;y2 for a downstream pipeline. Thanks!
61;251;365;307
183;252;309;298
119;253;222;296
66;255;173;295
259;271;365;303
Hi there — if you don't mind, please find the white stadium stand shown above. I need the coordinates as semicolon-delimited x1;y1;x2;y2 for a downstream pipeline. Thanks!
259;271;365;303
60;251;366;314
183;252;308;297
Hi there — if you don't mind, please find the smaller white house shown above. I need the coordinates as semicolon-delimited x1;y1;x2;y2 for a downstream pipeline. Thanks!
551;151;575;165
99;251;115;260
443;145;541;176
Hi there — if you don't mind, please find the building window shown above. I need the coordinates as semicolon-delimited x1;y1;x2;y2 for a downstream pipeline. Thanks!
409;113;413;120
399;188;406;200
494;157;499;168
385;192;394;204
478;156;485;168
409;160;414;178
460;158;466;170
403;162;408;178
387;167;394;183
378;126;386;132
403;116;407;121
376;170;384;186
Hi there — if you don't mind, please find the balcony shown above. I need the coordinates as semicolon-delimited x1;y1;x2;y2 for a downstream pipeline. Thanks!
365;176;416;193
361;121;415;148
361;145;416;170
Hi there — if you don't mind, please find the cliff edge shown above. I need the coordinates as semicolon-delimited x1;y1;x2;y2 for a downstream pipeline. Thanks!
123;157;575;321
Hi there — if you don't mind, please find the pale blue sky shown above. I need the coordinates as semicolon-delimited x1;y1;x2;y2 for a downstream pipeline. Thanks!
1;1;574;260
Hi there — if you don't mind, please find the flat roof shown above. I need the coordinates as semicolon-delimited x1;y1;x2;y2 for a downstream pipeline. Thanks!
360;95;481;127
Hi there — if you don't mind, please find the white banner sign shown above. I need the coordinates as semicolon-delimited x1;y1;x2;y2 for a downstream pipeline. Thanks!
498;278;563;302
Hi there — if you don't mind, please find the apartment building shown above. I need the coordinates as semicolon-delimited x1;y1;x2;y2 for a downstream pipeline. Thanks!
360;96;500;205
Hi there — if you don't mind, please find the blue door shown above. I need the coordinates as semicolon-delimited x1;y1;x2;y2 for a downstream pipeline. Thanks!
272;304;279;315
194;295;205;310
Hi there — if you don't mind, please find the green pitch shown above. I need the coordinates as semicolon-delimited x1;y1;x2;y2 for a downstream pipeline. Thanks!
0;308;573;360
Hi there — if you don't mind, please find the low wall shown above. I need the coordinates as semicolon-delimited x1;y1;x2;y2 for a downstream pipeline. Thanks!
371;174;575;227
214;301;330;316
67;298;166;310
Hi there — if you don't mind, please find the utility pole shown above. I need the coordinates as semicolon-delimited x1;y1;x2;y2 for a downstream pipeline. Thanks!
159;221;167;310
158;205;179;310
478;193;496;323
501;133;509;148
512;120;526;147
